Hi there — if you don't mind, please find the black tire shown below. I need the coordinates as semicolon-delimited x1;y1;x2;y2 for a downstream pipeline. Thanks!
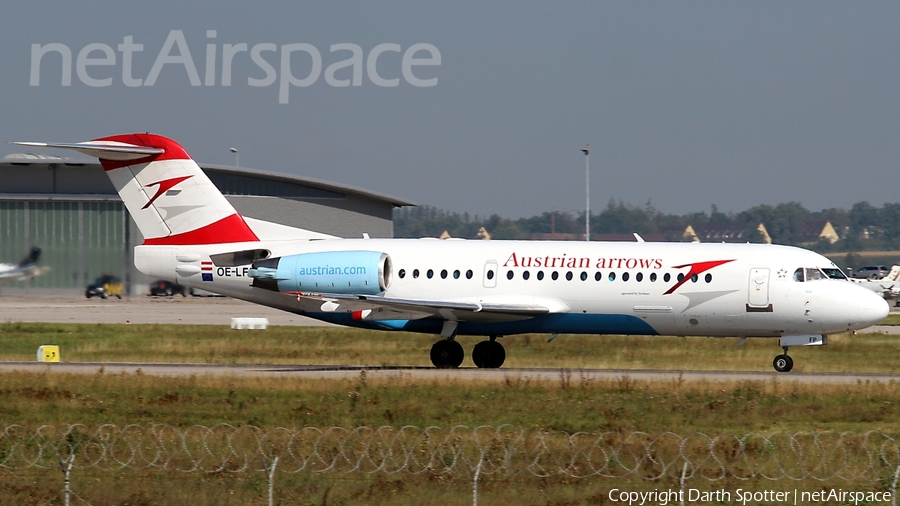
430;340;464;369
773;354;793;373
472;340;506;369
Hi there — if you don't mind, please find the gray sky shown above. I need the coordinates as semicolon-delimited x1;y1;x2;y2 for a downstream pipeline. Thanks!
2;2;898;218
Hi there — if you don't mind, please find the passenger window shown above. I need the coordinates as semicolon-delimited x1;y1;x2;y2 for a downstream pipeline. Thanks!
595;272;602;281
705;273;712;283
664;273;671;282
487;270;494;280
636;272;643;282
622;272;630;282
399;269;406;279
552;271;559;280
441;269;448;279
413;269;420;278
427;269;434;279
466;269;473;279
609;272;616;281
650;273;657;282
537;271;545;280
793;268;804;282
566;272;573;281
506;271;514;280
691;274;698;283
453;270;460;279
677;273;684;282
523;270;530;280
580;272;587;281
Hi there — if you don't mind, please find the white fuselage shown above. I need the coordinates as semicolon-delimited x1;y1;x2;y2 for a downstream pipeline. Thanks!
136;238;888;339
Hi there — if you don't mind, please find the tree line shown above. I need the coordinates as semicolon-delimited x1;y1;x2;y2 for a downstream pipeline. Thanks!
393;200;900;252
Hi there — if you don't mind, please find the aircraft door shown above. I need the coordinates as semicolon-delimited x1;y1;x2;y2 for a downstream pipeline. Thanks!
748;268;770;308
483;261;498;288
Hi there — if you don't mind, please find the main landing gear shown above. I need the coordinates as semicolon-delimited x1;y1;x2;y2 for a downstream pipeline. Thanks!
773;346;793;373
430;339;464;369
429;336;506;369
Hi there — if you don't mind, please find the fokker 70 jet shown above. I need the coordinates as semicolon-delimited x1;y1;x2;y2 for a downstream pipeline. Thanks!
15;134;889;372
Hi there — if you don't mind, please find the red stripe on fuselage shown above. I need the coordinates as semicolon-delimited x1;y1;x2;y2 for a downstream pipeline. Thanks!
142;214;259;245
95;133;192;171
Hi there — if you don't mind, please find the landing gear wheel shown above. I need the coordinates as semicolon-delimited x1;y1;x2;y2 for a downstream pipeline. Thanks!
773;354;793;372
472;340;506;369
430;340;464;369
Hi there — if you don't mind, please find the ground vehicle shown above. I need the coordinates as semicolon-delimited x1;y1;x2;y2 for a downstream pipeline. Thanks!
149;280;188;297
85;275;123;299
853;265;889;279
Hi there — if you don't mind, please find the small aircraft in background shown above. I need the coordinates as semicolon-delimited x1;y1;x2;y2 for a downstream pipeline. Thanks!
0;247;50;283
851;265;900;306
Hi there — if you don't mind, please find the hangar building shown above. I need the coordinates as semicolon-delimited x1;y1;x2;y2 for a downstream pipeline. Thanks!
0;155;414;294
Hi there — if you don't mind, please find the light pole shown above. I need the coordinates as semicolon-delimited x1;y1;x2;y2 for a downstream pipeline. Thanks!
581;144;589;241
230;147;239;167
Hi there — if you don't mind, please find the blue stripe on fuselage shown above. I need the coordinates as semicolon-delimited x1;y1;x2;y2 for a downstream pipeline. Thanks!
306;313;659;336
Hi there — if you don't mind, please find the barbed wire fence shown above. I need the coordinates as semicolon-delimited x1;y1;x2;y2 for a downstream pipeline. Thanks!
1;425;899;506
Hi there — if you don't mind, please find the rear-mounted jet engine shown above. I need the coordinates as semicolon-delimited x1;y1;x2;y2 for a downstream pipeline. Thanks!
248;251;391;295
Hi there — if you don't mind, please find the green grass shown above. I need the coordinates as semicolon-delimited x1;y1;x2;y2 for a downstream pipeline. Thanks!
2;323;900;504
1;322;899;373
0;372;899;505
880;313;900;325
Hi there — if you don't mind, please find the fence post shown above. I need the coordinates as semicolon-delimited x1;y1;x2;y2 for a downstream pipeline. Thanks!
680;461;690;506
892;458;900;506
264;456;278;506
471;455;483;506
59;453;75;506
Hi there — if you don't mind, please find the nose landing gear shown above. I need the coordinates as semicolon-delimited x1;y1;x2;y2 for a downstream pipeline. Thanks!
773;346;793;372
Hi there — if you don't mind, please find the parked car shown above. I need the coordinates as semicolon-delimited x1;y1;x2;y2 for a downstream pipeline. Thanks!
853;265;889;279
85;275;123;299
149;280;188;297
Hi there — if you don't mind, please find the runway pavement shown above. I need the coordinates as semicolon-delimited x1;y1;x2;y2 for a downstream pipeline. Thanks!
0;291;334;326
0;361;898;384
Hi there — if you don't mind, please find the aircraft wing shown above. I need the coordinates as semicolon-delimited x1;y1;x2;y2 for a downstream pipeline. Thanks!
297;293;553;322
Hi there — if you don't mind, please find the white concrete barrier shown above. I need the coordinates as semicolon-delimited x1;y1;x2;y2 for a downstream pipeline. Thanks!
230;317;269;330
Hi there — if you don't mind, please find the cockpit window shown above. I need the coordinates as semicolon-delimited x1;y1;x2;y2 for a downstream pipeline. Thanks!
821;268;847;280
805;268;828;281
795;267;838;282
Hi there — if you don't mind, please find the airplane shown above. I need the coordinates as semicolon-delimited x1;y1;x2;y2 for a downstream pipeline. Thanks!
0;247;50;283
15;133;890;372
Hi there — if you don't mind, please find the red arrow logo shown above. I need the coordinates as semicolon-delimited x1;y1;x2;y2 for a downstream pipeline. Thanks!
142;175;193;209
664;259;735;295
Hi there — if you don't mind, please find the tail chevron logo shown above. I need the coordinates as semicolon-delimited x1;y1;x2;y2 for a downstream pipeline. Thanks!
142;175;193;209
664;259;735;295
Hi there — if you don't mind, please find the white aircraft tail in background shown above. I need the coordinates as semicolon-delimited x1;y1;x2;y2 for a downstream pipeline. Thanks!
0;246;50;283
16;133;891;372
852;265;900;305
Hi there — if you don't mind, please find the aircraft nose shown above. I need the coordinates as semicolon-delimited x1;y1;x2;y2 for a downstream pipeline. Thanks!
858;291;890;325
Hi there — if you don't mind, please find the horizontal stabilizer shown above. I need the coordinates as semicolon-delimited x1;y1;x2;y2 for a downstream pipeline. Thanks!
12;141;164;161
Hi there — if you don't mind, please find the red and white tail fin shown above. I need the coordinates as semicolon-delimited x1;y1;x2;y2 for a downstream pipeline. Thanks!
16;133;259;245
